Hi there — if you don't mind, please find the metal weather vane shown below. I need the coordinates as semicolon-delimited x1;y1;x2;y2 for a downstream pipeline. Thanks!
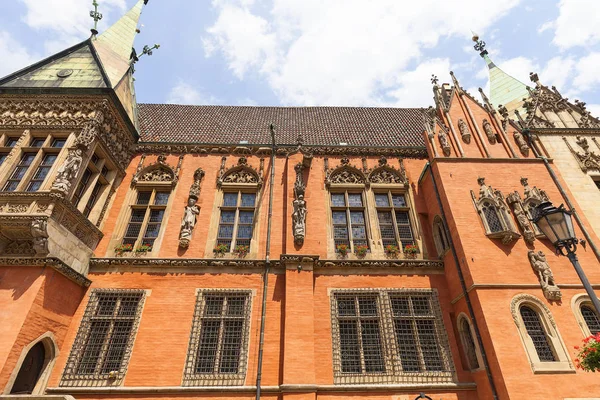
471;32;488;56
90;0;103;34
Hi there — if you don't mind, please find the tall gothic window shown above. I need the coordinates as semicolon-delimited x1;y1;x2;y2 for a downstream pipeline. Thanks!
520;306;556;362
581;305;600;335
122;190;170;250
432;216;449;257
374;192;415;250
184;290;252;386
331;191;369;252
331;289;454;384
217;192;256;252
61;290;145;386
70;152;112;220
458;316;480;370
481;201;503;233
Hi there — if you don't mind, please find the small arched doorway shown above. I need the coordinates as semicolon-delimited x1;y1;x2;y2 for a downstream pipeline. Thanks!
10;342;46;394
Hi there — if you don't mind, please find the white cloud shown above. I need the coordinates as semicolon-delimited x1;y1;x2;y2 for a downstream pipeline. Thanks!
539;56;574;89
166;80;220;105
543;0;600;49
587;104;600;119
573;52;600;89
203;0;521;105
0;31;38;79
385;59;451;107
496;56;538;86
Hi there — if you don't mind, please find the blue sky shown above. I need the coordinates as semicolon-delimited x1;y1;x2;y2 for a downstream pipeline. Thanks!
1;0;599;114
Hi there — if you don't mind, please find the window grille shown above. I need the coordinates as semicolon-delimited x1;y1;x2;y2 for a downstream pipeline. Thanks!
375;192;415;250
482;202;503;233
459;318;479;370
217;192;256;252
520;306;556;362
122;189;170;250
331;289;454;384
581;305;600;335
184;290;252;386
331;191;369;252
60;289;145;387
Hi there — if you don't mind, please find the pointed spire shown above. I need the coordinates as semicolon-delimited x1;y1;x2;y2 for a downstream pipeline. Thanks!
96;0;146;63
472;33;530;119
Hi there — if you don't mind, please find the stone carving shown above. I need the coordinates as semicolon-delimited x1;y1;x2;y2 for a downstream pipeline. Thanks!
51;148;83;197
30;218;49;256
6;203;29;213
368;166;405;184
218;157;262;187
438;130;451;157
131;154;178;187
327;167;365;185
179;168;205;248
471;177;519;244
506;192;535;245
458;119;471;144
563;136;600;172
4;241;35;256
513;131;529;157
510;294;558;328
292;163;307;246
521;177;549;204
482;119;497;144
528;250;561;301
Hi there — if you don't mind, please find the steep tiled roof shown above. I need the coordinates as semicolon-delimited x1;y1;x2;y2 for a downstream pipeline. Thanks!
138;104;426;147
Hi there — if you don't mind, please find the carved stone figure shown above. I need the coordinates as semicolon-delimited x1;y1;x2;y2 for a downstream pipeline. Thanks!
51;148;83;196
292;163;307;245
506;192;535;245
528;250;561;301
30;218;49;256
482;119;497;144
179;198;200;248
458;119;471;144
438;130;451;157
513;131;529;156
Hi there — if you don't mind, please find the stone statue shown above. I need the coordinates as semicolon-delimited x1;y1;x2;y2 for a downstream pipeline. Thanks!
528;250;561;300
51;148;83;195
458;119;471;144
438;131;451;157
30;218;49;256
292;194;307;245
179;198;200;248
513;131;529;156
514;206;535;244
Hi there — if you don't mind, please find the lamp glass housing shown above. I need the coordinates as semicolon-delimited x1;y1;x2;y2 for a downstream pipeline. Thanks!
533;202;576;247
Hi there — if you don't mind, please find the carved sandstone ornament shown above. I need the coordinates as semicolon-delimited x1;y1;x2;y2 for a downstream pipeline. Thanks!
179;168;205;249
131;154;180;187
506;192;535;245
51;148;84;197
218;157;262;187
563;136;600;173
513;131;529;157
471;177;519;244
30;218;49;256
482;119;497;144
528;250;561;301
438;130;451;157
292;163;307;246
458;119;471;144
325;158;366;186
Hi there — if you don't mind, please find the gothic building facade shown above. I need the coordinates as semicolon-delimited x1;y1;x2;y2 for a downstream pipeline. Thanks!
1;3;599;400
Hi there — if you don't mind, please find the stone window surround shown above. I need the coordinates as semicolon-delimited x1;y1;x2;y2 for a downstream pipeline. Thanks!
3;332;59;395
510;294;574;374
432;215;450;258
456;312;483;372
60;289;148;387
325;183;423;259
0;130;70;193
328;288;455;385
182;288;255;387
205;182;263;258
571;293;600;337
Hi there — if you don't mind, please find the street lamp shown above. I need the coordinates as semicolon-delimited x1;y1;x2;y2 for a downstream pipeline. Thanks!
533;201;600;316
415;394;433;400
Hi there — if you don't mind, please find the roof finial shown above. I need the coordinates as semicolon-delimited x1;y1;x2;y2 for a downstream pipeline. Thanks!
90;0;103;36
431;74;439;86
471;31;487;57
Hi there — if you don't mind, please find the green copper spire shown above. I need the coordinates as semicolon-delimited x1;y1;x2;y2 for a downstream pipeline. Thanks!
472;33;530;118
96;0;146;65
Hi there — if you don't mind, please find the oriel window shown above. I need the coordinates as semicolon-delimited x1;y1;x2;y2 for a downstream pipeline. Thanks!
217;192;256;252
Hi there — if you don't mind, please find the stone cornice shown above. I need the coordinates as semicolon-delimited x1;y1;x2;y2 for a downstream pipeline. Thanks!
0;257;91;287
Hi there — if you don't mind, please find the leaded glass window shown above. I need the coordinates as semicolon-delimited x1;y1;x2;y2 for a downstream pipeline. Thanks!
482;202;503;233
459;318;479;370
520;306;556;362
581;305;600;335
375;192;415;250
122;190;170;250
331;191;369;252
217;192;256;252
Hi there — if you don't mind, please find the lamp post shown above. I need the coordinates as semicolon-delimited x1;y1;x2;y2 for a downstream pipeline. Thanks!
533;201;600;316
414;394;433;400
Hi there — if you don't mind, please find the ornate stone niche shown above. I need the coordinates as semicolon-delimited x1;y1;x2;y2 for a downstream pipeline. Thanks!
437;130;451;157
470;177;519;244
217;156;263;188
458;119;471;144
505;191;536;245
292;163;307;246
513;131;530;157
482;119;497;145
131;154;182;188
325;157;366;187
366;156;407;185
519;177;550;238
528;250;561;301
563;135;600;173
179;168;205;249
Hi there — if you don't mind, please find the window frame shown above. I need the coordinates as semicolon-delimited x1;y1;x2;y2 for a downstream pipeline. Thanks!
183;289;253;386
571;293;600;337
329;190;371;253
432;215;450;258
457;313;482;371
121;188;171;253
373;190;416;252
216;190;258;253
60;289;146;387
330;288;455;385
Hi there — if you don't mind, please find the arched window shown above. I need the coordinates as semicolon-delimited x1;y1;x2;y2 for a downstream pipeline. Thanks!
6;333;57;395
571;294;600;336
432;216;449;257
481;201;503;233
510;294;573;372
471;178;519;243
457;315;480;370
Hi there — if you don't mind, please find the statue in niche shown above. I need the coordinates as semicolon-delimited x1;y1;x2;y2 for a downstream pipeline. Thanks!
292;163;307;245
506;192;535;244
528;250;561;301
51;148;83;195
513;131;529;156
458;119;471;144
179;198;200;248
482;119;497;144
438;130;451;157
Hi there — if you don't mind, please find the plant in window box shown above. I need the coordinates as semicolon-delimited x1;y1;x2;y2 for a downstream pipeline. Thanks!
114;243;133;256
384;244;400;258
233;244;250;258
134;243;152;256
354;244;368;258
403;244;419;259
336;244;349;257
213;243;229;256
575;333;600;372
